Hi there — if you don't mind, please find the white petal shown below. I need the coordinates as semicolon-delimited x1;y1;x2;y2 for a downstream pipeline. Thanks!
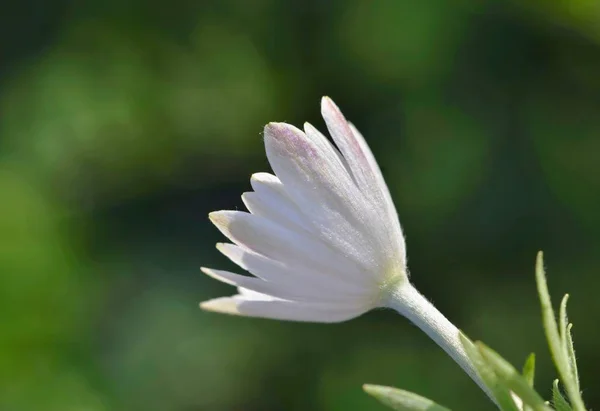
263;122;385;274
321;97;406;266
201;296;240;313
321;97;379;202
348;121;406;265
216;243;371;298
303;122;351;175
208;210;369;285
201;267;337;301
200;291;368;323
237;287;274;300
243;173;312;233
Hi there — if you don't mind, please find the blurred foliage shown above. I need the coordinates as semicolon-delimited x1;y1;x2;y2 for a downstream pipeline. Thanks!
1;0;599;410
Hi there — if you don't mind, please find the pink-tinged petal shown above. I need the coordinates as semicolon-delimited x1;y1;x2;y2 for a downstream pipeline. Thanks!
263;122;387;274
303;122;351;175
321;97;405;266
347;122;406;265
321;97;376;197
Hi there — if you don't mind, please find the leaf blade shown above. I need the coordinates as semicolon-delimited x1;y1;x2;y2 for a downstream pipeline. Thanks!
565;323;580;392
552;379;572;411
363;384;451;411
476;343;551;411
522;353;536;411
535;252;586;411
459;333;520;411
522;353;536;387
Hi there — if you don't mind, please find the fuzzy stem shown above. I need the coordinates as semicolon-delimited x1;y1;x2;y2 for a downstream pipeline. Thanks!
387;283;495;404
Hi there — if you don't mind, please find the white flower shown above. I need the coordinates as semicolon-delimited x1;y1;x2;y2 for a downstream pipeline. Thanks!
200;97;494;402
200;97;407;322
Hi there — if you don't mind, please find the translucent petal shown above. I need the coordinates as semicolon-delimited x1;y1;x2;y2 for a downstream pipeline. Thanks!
201;267;335;301
208;210;368;284
216;243;372;297
303;122;351;176
200;291;369;323
264;122;385;274
243;173;312;233
201;266;373;304
322;97;406;265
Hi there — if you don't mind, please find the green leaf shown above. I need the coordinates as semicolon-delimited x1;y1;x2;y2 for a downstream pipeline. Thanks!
522;353;535;387
535;251;586;411
459;333;520;411
536;252;564;368
559;294;569;345
522;353;536;411
476;343;551;411
559;295;580;394
552;379;572;411
362;384;451;411
565;323;580;392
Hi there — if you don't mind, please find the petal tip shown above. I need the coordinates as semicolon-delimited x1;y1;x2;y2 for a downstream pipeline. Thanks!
303;121;317;134
199;298;240;315
208;210;228;227
215;243;234;256
199;300;212;311
264;122;304;140
264;122;287;135
321;96;337;111
250;172;277;185
200;267;228;281
320;96;349;129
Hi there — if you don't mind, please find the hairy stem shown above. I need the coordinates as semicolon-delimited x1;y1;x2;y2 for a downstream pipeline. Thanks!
387;283;496;404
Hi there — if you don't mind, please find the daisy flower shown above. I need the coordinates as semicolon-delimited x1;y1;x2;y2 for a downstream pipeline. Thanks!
201;97;492;400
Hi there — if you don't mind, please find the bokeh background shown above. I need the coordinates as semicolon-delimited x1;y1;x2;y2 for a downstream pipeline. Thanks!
1;0;599;410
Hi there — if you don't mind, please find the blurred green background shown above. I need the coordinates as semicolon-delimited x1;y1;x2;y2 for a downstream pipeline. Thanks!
1;0;599;410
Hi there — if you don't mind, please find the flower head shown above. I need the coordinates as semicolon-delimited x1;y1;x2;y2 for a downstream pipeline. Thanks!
201;97;408;322
200;97;495;401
